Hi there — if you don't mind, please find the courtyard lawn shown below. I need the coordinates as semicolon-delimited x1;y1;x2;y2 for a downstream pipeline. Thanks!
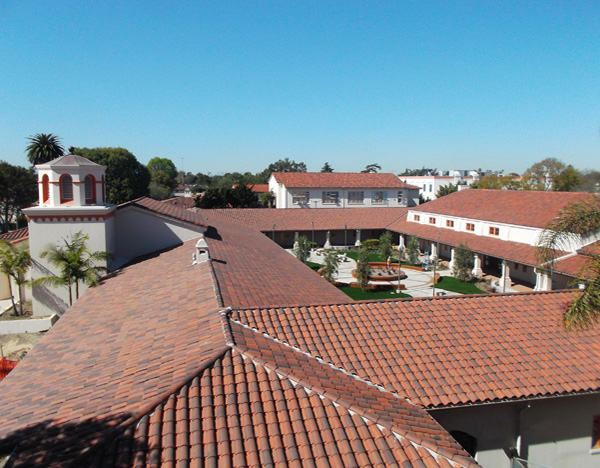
337;286;411;301
345;251;400;263
307;261;323;272
434;276;488;295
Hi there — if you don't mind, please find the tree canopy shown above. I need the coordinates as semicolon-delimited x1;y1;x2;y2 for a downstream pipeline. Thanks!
0;240;31;315
471;174;523;190
321;162;334;172
362;163;381;173
25;133;65;165
195;184;260;209
399;167;437;176
436;183;458;198
0;161;37;232
147;157;178;200
72;147;150;204
522;158;581;191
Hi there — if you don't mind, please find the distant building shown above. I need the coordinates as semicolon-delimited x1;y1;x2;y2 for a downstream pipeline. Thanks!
269;172;420;208
399;169;499;201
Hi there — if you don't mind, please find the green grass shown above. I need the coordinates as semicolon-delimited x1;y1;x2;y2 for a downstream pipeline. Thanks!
307;261;323;272
344;251;399;263
337;286;411;301
434;276;488;295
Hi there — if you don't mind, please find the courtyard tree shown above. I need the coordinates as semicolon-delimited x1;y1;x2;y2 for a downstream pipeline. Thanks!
25;133;65;165
406;235;420;265
293;235;310;264
378;232;393;261
32;231;112;306
72;147;150;204
0;240;31;316
356;246;372;292
452;243;474;282
0;161;37;232
321;249;342;282
537;196;600;330
260;190;275;208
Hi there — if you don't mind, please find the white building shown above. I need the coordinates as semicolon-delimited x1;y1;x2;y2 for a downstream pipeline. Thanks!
269;172;420;209
399;170;490;201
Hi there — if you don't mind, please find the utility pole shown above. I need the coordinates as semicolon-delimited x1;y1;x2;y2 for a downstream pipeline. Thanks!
432;232;440;297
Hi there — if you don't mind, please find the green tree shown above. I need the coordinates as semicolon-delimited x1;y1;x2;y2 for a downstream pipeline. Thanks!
452;243;474;282
554;165;582;192
25;133;65;165
521;158;581;191
378;232;393;261
406;235;420;265
356;246;372;292
362;163;381;173
293;235;310;264
72;147;150;204
399;167;437;176
471;174;523;190
436;183;458;198
0;240;31;316
147;157;178;194
0;161;38;231
537;196;600;330
258;158;307;182
322;249;342;282
32;231;112;306
321;162;334;173
195;184;259;209
576;170;600;193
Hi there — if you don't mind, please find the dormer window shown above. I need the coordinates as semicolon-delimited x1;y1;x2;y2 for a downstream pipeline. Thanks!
60;175;73;203
85;175;96;204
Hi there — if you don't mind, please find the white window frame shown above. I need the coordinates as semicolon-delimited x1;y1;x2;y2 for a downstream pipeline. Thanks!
371;191;387;204
322;191;339;204
292;191;309;204
348;191;364;204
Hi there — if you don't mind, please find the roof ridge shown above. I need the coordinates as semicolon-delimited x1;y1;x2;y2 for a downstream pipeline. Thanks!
229;320;476;464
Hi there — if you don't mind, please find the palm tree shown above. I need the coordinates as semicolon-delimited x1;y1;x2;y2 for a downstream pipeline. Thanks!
536;196;600;330
0;240;31;316
25;133;65;166
32;231;112;306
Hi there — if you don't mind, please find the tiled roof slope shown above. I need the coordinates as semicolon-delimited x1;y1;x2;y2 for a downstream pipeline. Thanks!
232;290;600;408
162;196;197;209
0;240;224;466
205;216;351;308
272;172;416;189
200;206;407;232
120;197;206;227
230;323;476;467
388;215;555;267
0;227;28;243
411;190;597;228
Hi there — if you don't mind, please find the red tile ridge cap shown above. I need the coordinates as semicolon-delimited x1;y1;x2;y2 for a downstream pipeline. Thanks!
229;320;478;466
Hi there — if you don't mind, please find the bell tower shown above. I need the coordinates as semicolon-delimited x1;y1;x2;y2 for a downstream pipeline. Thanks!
24;149;116;316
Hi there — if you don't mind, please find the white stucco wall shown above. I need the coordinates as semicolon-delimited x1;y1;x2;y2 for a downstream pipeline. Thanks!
113;206;205;268
400;175;475;201
276;187;419;209
431;394;600;468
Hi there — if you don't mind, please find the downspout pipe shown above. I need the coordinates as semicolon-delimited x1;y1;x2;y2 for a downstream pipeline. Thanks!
516;402;531;458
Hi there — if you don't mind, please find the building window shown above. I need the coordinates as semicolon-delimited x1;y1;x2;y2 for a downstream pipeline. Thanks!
422;184;426;191
523;265;527;273
414;214;420;222
348;191;364;204
322;191;339;204
466;223;475;232
371;191;387;204
489;227;499;236
292;191;309;204
60;175;73;203
429;184;433;192
85;175;96;204
429;217;436;224
446;220;454;228
397;191;403;203
42;174;49;203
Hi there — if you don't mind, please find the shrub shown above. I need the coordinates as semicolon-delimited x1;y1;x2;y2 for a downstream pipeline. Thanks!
361;239;379;251
378;232;393;261
453;243;474;282
293;235;310;264
406;236;420;265
356;246;372;292
322;250;342;282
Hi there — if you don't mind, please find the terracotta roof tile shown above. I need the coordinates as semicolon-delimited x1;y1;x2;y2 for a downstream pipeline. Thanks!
409;189;598;229
0;227;28;243
272;172;417;189
232;290;600;408
162;196;198;209
205;216;350;308
201;206;407;232
120;197;206;227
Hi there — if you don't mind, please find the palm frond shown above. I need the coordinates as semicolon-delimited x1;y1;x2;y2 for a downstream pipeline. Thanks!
563;256;600;330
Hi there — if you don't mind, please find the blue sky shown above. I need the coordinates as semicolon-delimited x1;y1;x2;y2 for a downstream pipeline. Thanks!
1;1;599;175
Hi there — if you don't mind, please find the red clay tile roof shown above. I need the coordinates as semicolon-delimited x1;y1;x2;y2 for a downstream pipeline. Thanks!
232;290;600;408
162;196;197;209
232;183;270;193
388;215;556;268
120;197;206;227
579;240;600;257
273;172;417;189
411;190;598;229
205;216;351;308
0;240;224;466
0;227;28;243
201;206;407;232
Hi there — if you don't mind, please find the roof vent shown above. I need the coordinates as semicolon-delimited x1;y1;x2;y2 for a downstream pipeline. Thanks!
192;234;210;264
